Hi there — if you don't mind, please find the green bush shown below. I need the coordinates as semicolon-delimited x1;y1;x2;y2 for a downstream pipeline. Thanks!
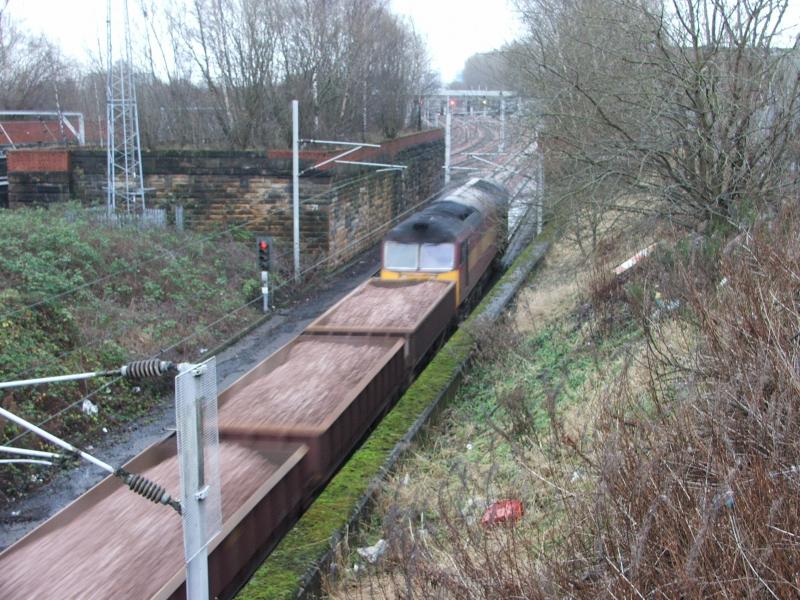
0;205;258;504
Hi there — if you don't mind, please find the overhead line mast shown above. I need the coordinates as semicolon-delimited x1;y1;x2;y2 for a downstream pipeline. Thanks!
106;0;146;215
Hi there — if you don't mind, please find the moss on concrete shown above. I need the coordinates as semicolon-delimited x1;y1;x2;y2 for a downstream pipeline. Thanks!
237;241;546;600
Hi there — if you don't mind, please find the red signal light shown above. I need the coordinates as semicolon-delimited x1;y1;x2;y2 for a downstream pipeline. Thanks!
257;237;271;271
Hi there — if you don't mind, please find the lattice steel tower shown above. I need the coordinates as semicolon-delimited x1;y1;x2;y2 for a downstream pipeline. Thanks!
106;0;146;214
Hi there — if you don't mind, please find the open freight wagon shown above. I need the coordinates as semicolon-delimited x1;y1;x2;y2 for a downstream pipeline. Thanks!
218;334;406;486
0;436;308;599
305;278;456;370
0;278;458;599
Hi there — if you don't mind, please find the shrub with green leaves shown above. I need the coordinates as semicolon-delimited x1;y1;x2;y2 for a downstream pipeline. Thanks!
0;205;261;504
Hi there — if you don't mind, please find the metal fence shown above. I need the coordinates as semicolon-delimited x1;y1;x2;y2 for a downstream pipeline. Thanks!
68;206;170;229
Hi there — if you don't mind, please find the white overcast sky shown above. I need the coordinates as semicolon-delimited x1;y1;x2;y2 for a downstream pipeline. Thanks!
391;0;523;82
6;1;797;84
5;0;523;83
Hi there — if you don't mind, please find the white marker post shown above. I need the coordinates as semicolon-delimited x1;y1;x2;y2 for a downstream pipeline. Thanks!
499;95;506;153
261;270;270;313
444;97;452;185
291;100;300;282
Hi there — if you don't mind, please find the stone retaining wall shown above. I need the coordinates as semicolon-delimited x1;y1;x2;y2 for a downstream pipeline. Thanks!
5;130;444;269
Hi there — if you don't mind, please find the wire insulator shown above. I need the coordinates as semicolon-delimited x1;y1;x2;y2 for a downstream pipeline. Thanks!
116;469;182;514
120;360;175;380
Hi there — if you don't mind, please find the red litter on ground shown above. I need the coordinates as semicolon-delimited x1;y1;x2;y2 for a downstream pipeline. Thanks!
481;499;524;528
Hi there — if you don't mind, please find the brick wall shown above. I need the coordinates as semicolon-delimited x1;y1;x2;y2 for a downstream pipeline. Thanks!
7;149;71;207
5;130;444;269
325;134;444;265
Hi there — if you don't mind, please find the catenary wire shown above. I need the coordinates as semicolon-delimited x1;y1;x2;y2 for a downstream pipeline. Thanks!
2;122;538;446
0;142;444;323
1;143;446;378
0;158;449;445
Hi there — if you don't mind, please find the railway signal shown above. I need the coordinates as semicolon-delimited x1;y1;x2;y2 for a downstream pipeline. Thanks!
256;236;272;313
257;237;271;272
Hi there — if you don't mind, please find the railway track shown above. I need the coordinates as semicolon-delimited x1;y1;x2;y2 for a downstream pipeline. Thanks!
450;115;542;237
450;115;502;167
0;174;512;599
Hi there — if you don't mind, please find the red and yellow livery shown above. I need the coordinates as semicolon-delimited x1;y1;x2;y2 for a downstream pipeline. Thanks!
380;178;509;305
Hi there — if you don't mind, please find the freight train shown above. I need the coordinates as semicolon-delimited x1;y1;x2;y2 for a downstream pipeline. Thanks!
0;178;509;599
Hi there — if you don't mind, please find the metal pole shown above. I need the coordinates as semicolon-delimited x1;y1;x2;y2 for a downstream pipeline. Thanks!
0;445;60;459
0;406;114;473
500;97;506;153
0;370;114;390
106;0;115;216
300;139;380;148
175;359;220;600
78;113;85;146
0;360;172;390
126;0;146;213
292;100;300;282
119;28;131;214
312;72;319;134
179;366;209;600
334;160;407;169
362;80;367;142
0;459;53;466
537;140;544;236
444;98;451;186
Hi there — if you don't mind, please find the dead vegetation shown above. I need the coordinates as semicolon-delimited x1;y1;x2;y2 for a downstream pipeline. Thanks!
322;200;800;598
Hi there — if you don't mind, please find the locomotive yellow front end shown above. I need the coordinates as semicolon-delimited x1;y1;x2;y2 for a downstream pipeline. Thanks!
380;239;462;303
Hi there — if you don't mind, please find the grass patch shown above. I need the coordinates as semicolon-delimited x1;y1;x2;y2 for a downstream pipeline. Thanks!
328;200;800;599
320;224;645;599
237;240;549;599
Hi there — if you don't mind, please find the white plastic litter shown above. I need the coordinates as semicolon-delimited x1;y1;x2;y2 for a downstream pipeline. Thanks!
81;399;99;416
461;496;488;525
613;243;656;275
357;539;388;564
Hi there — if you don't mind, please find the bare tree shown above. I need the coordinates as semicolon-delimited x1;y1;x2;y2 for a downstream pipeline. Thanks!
0;0;438;149
460;50;511;89
168;0;285;148
512;0;800;235
0;9;72;110
162;0;436;147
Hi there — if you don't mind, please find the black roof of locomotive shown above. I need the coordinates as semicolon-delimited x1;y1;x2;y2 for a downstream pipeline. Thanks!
384;200;478;244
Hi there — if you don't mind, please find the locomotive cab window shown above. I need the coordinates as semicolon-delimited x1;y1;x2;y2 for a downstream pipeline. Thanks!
384;241;418;270
419;243;455;272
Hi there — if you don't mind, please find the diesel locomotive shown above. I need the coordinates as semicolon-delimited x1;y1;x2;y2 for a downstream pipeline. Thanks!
381;178;509;305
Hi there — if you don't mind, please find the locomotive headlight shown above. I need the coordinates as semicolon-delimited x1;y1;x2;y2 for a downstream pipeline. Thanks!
384;241;419;271
420;243;455;272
